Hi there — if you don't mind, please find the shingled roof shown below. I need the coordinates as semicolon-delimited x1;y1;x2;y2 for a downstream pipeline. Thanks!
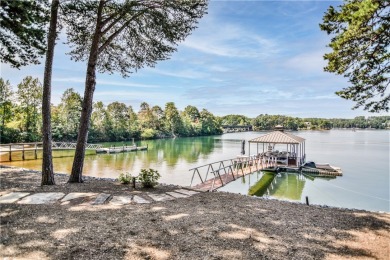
249;131;305;144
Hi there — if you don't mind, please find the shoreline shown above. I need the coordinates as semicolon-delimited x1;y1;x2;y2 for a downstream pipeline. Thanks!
1;165;388;214
1;167;389;259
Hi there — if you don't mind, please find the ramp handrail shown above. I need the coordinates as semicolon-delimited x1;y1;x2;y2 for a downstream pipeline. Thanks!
189;155;261;189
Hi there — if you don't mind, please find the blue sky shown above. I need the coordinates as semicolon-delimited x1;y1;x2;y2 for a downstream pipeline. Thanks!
1;0;384;118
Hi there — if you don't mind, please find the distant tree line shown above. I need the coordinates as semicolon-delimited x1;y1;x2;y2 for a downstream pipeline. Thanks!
227;114;390;131
328;116;390;129
1;77;389;144
0;77;222;143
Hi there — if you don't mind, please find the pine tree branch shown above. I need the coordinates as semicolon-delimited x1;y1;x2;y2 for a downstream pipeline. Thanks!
98;7;152;54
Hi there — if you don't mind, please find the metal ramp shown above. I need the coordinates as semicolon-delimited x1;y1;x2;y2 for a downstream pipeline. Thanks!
189;156;265;191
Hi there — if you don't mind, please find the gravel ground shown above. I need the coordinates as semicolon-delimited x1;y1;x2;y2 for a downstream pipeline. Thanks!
0;166;389;260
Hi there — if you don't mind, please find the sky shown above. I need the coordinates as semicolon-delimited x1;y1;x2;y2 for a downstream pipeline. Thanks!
1;0;385;119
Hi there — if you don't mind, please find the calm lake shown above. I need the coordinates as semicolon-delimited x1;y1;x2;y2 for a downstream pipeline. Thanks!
2;130;389;212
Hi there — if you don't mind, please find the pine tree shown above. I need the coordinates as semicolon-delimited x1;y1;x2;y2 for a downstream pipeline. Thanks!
320;0;389;112
0;0;49;68
62;0;208;182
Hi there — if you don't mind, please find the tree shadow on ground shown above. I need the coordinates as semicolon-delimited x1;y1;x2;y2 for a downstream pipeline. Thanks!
1;191;389;259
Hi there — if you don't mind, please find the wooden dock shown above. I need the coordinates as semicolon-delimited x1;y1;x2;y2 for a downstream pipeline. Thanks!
0;142;149;161
95;145;148;154
0;142;102;161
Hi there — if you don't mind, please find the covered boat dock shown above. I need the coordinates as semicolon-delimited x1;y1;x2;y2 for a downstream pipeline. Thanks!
248;126;306;166
189;126;307;191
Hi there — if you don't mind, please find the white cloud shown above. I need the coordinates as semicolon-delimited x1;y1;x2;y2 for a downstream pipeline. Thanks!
149;68;208;79
94;90;175;101
182;21;279;59
283;51;327;74
53;77;159;88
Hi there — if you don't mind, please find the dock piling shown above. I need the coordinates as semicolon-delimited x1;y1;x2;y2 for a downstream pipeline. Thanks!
34;143;38;159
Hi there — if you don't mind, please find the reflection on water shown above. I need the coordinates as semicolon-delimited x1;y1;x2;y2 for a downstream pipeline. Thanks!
229;171;346;202
2;130;389;212
268;173;306;200
247;172;306;200
248;172;276;196
141;136;218;166
1;136;221;185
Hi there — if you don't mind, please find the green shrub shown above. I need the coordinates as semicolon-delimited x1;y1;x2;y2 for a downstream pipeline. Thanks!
138;168;161;188
118;172;133;184
141;128;156;139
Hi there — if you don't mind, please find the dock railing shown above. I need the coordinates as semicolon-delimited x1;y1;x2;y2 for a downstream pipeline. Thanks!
189;155;261;191
0;142;103;161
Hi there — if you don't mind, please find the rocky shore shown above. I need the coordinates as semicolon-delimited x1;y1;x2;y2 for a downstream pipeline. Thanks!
1;166;389;259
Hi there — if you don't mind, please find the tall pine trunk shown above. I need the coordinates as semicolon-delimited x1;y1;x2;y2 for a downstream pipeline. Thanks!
68;0;104;183
41;0;59;185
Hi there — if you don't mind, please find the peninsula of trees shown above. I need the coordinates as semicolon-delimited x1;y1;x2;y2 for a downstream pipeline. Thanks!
1;77;389;144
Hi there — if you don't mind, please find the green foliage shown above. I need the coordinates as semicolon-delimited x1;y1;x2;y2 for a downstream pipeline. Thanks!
137;168;161;188
52;88;82;141
302;118;332;130
329;115;390;129
0;125;21;143
252;115;301;131
200;109;223;135
138;102;158;131
3;79;389;144
141;128;157;140
0;78;14;131
0;0;49;68
118;172;133;184
320;0;389;112
107;102;130;141
89;101;109;142
16;76;43;142
164;102;183;137
63;0;208;181
221;114;251;126
62;0;208;77
183;105;200;123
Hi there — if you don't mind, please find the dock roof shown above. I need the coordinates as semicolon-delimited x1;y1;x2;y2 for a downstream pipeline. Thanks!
249;131;305;144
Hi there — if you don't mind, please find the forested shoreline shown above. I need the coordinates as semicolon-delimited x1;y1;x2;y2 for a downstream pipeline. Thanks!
1;77;389;144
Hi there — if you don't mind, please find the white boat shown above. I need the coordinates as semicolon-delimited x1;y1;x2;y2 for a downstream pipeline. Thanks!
301;162;342;176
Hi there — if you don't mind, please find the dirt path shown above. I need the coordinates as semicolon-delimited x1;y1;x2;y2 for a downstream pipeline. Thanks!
1;167;389;259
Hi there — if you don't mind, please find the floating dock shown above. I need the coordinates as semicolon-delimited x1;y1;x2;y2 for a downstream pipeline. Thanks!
0;142;103;161
95;145;148;154
262;165;342;177
0;142;148;161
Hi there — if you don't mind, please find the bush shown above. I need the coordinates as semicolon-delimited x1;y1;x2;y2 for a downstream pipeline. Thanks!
118;172;133;184
138;168;161;188
0;126;21;143
141;128;156;139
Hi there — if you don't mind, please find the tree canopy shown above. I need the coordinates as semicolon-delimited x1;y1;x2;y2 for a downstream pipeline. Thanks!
16;76;43;141
320;0;390;112
0;0;49;68
62;0;208;76
61;0;208;182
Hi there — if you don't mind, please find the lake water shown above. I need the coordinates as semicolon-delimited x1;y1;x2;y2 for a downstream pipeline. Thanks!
2;130;389;212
